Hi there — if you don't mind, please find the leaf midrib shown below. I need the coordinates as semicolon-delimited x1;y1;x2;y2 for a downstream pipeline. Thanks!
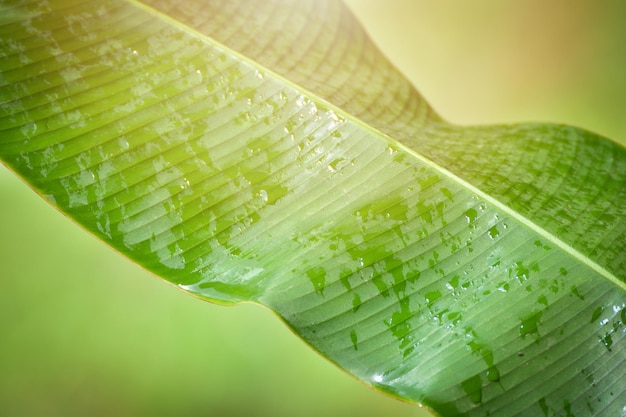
128;0;624;294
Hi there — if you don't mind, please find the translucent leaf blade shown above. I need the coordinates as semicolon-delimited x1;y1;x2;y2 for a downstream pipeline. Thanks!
1;1;624;416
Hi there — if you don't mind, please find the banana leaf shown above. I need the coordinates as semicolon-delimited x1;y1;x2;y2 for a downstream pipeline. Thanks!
1;1;624;416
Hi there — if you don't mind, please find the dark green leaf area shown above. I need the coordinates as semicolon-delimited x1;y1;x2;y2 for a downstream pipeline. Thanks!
268;187;625;415
418;123;626;282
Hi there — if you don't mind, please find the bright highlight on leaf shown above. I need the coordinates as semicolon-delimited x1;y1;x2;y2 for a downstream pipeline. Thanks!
1;1;624;416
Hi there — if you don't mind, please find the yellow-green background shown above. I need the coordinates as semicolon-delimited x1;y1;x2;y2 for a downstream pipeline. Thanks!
1;2;624;416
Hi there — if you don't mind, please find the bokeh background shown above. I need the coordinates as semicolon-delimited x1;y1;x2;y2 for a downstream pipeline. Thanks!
1;2;625;416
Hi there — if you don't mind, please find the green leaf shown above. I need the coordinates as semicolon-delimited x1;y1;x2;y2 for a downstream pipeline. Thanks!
1;1;624;416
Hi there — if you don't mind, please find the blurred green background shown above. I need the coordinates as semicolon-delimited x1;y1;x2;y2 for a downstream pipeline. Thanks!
1;2;625;416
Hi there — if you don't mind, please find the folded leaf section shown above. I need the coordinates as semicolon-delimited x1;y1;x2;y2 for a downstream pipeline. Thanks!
141;0;441;134
0;2;624;417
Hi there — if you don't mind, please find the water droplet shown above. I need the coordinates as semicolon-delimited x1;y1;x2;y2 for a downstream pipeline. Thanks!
464;208;478;225
306;266;326;296
520;311;542;337
461;374;483;404
425;290;442;307
352;293;361;313
350;329;358;351
487;366;500;382
440;186;453;200
447;311;462;327
570;286;584;300
487;225;500;239
446;275;460;291
327;157;345;173
510;261;530;284
533;240;552;251
590;306;604;324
